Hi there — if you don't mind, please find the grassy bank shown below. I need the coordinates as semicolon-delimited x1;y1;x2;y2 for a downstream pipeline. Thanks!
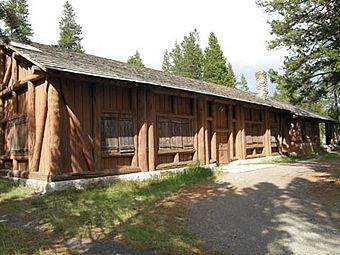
255;151;340;164
0;164;220;254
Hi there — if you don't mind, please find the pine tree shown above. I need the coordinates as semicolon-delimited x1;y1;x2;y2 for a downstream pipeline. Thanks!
257;0;340;120
58;1;84;53
127;50;144;67
179;29;203;79
169;41;183;75
2;0;33;43
226;63;237;87
203;32;230;86
162;50;171;72
165;30;203;79
237;74;249;91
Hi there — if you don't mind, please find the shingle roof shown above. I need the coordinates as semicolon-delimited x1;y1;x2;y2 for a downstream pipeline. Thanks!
8;41;336;122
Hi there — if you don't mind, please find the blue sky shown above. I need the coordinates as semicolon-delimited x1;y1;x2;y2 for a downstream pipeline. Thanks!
27;0;286;94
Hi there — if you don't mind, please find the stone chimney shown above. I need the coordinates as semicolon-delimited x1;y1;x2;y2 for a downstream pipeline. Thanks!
255;70;268;98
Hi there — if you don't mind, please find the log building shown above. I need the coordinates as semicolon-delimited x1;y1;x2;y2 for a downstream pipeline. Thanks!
0;42;337;182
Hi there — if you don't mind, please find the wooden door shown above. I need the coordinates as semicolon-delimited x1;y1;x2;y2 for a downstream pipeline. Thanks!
217;133;229;165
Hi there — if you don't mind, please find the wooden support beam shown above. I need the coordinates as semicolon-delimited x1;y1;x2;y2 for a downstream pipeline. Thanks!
204;100;209;165
228;105;234;160
264;111;271;156
0;73;45;98
137;86;148;171
0;98;4;164
10;52;17;87
211;102;216;163
147;89;156;171
235;105;246;160
31;81;48;171
240;106;246;159
193;97;198;161
93;85;101;170
0;49;4;83
131;88;138;167
27;81;35;170
2;55;12;89
48;80;62;175
31;65;43;74
12;158;18;170
12;91;17;114
197;97;205;164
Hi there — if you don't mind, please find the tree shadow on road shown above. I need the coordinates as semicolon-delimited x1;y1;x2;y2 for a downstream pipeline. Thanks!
187;174;340;255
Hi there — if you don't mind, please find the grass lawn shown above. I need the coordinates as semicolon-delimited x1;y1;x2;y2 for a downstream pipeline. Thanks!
0;164;223;255
254;151;340;164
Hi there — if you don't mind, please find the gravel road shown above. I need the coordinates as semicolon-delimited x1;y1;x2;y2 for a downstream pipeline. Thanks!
188;162;340;255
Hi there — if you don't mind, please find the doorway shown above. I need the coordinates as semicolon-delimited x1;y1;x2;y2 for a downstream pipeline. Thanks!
217;133;229;165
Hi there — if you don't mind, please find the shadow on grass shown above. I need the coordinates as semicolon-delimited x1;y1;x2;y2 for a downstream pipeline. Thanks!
1;154;339;254
0;178;33;203
0;165;220;255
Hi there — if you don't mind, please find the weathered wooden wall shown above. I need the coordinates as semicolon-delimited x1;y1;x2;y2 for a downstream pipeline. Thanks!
0;48;325;181
0;48;45;174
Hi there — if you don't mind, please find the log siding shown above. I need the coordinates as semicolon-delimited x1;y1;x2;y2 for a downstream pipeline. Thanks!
0;43;336;182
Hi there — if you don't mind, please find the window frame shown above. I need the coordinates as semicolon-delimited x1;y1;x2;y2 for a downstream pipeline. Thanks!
101;113;134;153
157;117;193;151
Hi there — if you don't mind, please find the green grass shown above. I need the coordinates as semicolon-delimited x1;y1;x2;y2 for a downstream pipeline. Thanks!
0;179;33;203
0;164;220;254
0;222;57;255
254;151;337;164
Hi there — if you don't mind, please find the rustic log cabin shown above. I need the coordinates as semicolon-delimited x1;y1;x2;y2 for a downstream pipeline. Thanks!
0;41;337;183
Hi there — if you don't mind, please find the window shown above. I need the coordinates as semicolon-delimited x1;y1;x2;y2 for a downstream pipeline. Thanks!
158;118;193;150
5;116;27;153
101;114;134;152
245;123;264;147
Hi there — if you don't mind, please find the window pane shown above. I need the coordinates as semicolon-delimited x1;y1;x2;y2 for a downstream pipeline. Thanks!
158;118;171;149
6;117;27;153
171;119;183;149
182;120;193;148
119;118;134;152
101;116;118;151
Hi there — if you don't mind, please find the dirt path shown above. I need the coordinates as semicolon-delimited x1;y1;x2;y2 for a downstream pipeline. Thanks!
187;159;340;255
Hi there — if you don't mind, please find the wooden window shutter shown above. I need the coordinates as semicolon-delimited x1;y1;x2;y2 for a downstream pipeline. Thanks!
119;117;134;152
158;118;171;149
6;116;28;153
101;116;118;151
171;119;183;149
182;119;193;148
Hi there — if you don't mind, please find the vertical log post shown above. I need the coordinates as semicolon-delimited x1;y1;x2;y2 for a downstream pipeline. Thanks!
93;85;101;170
264;110;271;156
31;81;48;171
211;101;217;163
197;96;205;164
0;99;3;161
204;100;209;165
235;105;242;159
131;88;138;167
0;49;4;88
27;81;35;170
240;106;246;159
228;105;234;160
48;80;62;176
138;86;148;171
147;89;156;171
10;53;17;87
2;54;12;89
193;97;198;161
